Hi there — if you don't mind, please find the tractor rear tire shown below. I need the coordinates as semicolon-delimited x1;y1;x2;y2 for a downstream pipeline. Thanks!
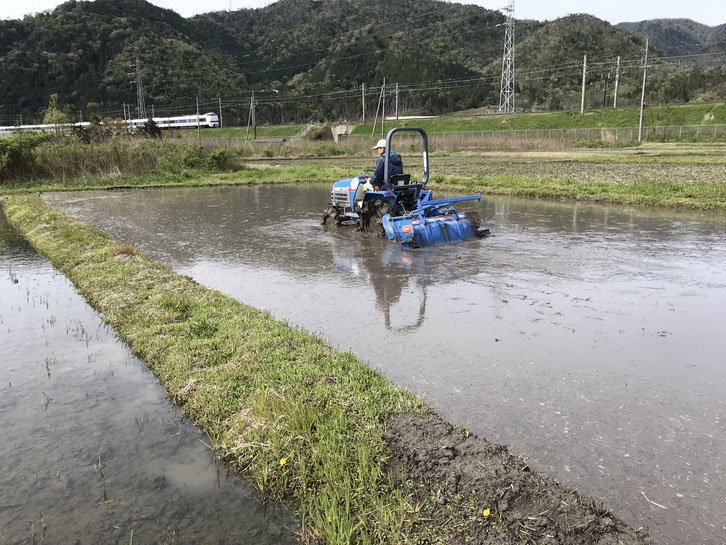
361;201;394;238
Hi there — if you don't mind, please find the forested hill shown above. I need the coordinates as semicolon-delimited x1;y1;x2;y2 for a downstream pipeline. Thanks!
0;0;724;125
617;19;726;56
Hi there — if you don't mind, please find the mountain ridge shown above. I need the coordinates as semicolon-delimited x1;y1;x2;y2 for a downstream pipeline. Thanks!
0;0;724;125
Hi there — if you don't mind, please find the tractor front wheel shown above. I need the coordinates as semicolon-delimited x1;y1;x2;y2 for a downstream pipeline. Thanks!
321;207;340;227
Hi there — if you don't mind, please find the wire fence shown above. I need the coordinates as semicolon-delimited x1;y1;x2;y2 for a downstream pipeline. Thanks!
345;124;726;148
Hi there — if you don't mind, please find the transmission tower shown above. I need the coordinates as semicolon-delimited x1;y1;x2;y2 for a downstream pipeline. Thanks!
135;58;147;119
498;0;515;114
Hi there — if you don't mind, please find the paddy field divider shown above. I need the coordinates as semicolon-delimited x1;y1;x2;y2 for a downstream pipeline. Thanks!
2;194;429;544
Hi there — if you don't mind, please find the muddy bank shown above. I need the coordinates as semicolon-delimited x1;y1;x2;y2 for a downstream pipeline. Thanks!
386;413;647;544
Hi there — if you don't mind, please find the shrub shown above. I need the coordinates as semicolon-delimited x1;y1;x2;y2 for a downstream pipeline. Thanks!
181;145;202;168
206;148;231;171
0;133;51;181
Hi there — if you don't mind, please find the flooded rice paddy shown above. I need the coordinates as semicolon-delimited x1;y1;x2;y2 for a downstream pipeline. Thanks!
40;184;726;545
0;212;296;544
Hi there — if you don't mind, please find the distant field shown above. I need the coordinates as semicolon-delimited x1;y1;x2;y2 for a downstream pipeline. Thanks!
350;104;726;134
193;125;305;138
179;104;726;140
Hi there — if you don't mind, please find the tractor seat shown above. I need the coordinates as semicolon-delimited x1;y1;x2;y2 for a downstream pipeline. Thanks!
389;173;411;187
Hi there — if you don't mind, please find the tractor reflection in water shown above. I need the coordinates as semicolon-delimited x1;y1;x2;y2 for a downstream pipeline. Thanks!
322;128;490;249
330;240;480;331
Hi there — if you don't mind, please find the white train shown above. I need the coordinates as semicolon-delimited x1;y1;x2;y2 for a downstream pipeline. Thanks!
0;121;89;136
0;112;220;136
128;112;220;129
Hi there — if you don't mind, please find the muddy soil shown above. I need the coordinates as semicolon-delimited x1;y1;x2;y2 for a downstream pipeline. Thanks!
386;413;648;544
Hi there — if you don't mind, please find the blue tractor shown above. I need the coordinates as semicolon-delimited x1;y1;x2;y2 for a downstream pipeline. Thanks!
321;128;490;249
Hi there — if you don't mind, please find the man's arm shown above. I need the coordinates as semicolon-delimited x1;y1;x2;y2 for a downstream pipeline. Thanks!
369;155;385;187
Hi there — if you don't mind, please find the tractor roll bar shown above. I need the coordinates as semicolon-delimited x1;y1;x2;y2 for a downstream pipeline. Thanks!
383;127;429;188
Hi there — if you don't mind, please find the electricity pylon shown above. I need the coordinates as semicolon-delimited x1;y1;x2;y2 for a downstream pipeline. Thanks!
498;0;515;114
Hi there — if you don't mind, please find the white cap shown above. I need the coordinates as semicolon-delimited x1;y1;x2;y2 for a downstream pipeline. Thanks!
372;139;387;149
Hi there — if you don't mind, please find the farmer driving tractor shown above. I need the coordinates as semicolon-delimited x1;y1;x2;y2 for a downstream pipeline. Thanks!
366;138;403;191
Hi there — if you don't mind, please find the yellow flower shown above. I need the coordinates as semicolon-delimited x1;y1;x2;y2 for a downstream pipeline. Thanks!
279;458;287;466
482;508;491;517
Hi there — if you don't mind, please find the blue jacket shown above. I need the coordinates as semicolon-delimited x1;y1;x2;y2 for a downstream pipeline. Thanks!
369;150;403;189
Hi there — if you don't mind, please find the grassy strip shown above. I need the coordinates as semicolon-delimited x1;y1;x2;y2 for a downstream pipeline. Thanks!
572;155;726;164
351;104;726;134
0;165;348;194
3;195;429;544
194;124;307;138
4;160;724;210
434;174;726;210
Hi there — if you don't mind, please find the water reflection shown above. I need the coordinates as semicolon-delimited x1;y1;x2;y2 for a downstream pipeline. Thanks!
0;211;297;544
332;243;431;330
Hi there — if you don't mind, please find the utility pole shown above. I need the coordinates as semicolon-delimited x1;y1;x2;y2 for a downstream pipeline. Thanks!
252;91;257;140
246;92;256;141
371;82;385;136
219;97;223;129
395;82;399;120
613;55;621;108
196;96;201;145
246;95;252;141
498;0;515;114
638;38;649;144
361;83;365;124
381;77;386;138
580;55;587;114
135;58;146;119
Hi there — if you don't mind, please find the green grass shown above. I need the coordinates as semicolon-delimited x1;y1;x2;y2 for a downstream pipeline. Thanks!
3;195;430;544
3;158;725;210
195;124;306;138
434;174;726;210
573;155;726;164
350;104;726;135
0;164;347;194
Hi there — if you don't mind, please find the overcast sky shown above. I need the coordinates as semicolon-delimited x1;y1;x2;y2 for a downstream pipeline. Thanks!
2;0;725;26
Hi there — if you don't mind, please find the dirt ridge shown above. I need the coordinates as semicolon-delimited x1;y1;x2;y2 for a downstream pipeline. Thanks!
385;413;649;544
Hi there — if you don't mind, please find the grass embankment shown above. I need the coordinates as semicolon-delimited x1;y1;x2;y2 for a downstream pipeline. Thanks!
3;194;430;543
0;165;347;194
2;196;652;544
194;124;306;139
433;174;726;210
351;103;726;134
3;135;723;209
5;164;725;211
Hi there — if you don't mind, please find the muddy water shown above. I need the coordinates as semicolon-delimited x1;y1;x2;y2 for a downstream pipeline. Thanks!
0;213;296;544
47;185;726;544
